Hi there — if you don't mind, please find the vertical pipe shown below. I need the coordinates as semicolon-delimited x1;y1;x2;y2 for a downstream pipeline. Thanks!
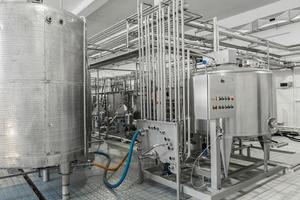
180;0;186;156
162;7;166;121
59;0;63;9
159;3;163;121
158;4;162;121
126;20;130;49
137;0;143;120
60;163;71;200
81;16;88;157
140;3;146;119
147;16;151;120
97;70;100;117
145;16;149;119
187;50;191;158
267;41;270;70
151;13;155;120
156;10;160;121
172;0;177;121
213;17;219;52
168;6;172;122
176;0;180;121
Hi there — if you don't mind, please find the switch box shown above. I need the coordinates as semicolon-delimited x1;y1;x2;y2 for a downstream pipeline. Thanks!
192;73;236;120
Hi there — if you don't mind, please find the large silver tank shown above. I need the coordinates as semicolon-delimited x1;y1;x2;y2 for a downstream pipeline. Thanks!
0;2;84;168
192;65;276;137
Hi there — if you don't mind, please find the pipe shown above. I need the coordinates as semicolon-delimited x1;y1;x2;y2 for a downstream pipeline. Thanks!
277;126;300;133
137;0;143;120
0;170;38;180
162;6;167;121
176;0;180;122
181;0;186;156
187;50;191;158
151;13;156;120
167;6;172;122
173;0;177;121
81;16;88;157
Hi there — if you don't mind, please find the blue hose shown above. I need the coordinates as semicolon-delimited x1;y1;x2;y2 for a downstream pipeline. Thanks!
96;129;142;189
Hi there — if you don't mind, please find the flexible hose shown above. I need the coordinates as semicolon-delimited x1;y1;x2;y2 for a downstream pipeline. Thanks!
93;153;128;172
95;129;142;189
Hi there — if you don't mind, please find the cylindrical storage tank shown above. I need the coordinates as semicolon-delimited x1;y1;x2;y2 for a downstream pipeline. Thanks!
191;65;276;137
0;1;84;168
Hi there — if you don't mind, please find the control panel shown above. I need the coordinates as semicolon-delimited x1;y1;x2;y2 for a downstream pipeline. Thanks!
137;120;179;174
192;73;236;120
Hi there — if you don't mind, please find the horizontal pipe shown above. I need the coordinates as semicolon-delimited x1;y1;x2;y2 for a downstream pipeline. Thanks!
277;126;300;133
0;170;38;180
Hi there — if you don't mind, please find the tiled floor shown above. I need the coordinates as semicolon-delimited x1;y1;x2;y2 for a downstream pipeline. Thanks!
1;137;300;200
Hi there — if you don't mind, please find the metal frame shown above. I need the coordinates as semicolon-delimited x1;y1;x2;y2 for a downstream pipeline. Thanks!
143;156;285;200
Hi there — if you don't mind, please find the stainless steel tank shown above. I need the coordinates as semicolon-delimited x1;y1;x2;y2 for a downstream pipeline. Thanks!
0;2;84;168
192;65;276;137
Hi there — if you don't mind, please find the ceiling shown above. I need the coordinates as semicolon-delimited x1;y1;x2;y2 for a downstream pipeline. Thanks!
61;0;280;37
186;0;279;19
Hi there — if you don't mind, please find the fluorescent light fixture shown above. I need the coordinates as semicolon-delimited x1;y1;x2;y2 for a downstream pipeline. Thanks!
292;15;300;21
259;20;287;29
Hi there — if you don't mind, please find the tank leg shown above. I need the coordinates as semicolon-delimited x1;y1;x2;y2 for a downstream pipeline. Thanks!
60;163;71;200
38;169;42;177
263;138;270;173
42;169;49;182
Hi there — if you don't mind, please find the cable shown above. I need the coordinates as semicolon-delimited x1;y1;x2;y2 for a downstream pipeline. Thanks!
95;129;142;189
190;135;219;189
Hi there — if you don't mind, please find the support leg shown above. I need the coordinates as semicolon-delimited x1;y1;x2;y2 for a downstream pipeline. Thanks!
60;163;71;200
210;120;221;190
238;139;243;155
42;169;49;182
263;137;270;173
